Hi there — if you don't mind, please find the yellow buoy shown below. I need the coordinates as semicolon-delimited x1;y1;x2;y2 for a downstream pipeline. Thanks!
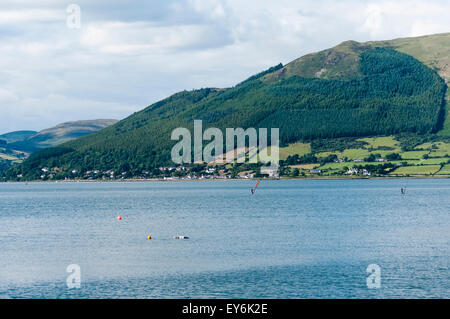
147;235;152;240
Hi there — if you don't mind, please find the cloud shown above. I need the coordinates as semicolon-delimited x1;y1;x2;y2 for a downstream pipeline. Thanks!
361;0;450;38
0;0;449;134
0;9;63;24
1;94;135;134
79;21;234;55
0;88;18;103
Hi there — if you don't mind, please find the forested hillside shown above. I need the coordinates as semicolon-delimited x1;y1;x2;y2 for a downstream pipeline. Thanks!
4;42;447;180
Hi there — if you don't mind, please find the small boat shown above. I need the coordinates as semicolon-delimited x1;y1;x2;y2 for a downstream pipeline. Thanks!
173;235;189;239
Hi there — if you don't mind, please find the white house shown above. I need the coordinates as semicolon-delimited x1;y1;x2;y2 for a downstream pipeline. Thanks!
261;167;279;177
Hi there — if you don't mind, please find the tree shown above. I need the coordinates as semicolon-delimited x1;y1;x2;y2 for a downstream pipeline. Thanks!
290;168;300;177
386;153;401;161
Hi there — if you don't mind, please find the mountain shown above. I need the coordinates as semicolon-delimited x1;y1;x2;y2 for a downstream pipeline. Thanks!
265;33;450;82
0;120;118;173
0;130;37;144
5;119;119;153
265;32;450;135
4;33;450;180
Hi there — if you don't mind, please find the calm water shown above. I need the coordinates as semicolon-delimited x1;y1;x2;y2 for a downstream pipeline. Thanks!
0;179;448;298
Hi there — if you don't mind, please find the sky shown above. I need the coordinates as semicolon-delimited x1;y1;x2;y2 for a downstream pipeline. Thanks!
0;0;449;134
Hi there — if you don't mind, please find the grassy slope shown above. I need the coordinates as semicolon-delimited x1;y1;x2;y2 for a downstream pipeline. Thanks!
267;32;450;135
437;164;450;174
0;153;18;161
266;33;449;81
286;135;450;176
7;119;118;153
264;40;369;81
390;165;441;175
30;120;119;147
279;143;311;160
0;131;36;143
379;33;450;82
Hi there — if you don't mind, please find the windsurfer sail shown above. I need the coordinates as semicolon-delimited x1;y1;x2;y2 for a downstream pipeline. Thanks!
401;179;408;195
251;180;260;195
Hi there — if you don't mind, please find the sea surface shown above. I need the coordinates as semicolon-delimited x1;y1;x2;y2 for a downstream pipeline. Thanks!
0;179;448;298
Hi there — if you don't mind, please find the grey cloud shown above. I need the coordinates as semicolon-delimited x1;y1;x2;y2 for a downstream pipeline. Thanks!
0;0;449;134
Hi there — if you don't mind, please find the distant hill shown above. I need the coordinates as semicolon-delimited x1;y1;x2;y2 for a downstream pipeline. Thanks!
0;120;118;173
5;119;118;153
4;33;449;180
0;131;37;144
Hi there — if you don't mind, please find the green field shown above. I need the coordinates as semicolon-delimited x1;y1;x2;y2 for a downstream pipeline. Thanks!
320;169;342;176
289;164;319;170
390;165;441;175
436;164;450;175
391;160;420;165
401;151;428;159
429;151;450;158
373;150;399;158
315;151;340;159
428;142;450;157
420;158;449;165
342;148;370;160
319;162;353;170
279;142;311;160
319;161;389;170
414;142;434;150
358;136;400;150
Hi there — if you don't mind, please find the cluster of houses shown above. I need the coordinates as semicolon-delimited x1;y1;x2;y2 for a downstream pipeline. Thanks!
346;168;371;176
35;164;280;180
158;166;186;172
163;175;228;180
38;167;118;180
36;157;402;180
40;167;61;179
83;170;116;179
35;154;403;180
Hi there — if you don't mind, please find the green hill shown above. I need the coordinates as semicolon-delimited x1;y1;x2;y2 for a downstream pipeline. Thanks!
4;33;449;180
265;33;450;82
265;32;450;134
0;131;37;144
5;119;119;153
0;120;118;173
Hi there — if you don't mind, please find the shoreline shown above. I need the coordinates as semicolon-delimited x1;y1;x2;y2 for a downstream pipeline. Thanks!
1;175;449;183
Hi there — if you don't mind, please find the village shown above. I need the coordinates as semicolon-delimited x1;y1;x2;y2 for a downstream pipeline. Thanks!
33;156;387;181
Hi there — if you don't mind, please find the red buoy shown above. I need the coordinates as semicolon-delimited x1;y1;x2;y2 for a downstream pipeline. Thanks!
117;216;122;221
